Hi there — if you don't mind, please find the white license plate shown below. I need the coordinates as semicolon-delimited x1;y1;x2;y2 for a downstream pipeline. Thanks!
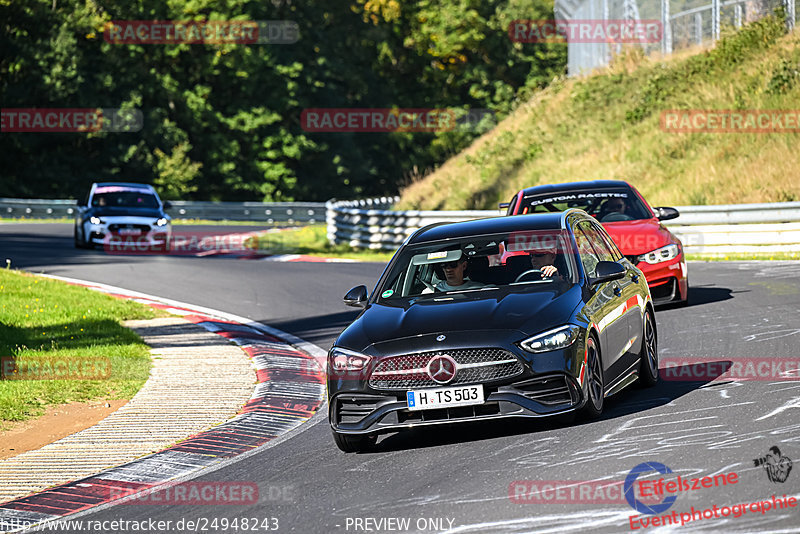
118;228;141;235
406;385;484;411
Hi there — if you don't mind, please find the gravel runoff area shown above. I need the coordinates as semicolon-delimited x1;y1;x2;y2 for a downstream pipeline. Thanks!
0;317;254;503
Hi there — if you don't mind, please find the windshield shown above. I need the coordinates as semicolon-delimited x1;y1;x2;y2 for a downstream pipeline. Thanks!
517;189;652;222
91;187;159;209
378;230;576;300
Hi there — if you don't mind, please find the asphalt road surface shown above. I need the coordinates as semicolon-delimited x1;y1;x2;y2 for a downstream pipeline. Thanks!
3;223;800;534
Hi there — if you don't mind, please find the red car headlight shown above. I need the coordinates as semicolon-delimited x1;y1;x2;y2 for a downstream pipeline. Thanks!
641;244;680;264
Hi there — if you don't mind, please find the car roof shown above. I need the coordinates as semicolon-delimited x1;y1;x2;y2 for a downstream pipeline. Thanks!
92;182;154;191
408;212;573;244
519;180;632;197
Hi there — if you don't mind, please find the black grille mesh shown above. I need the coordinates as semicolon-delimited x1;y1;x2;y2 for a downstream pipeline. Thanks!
368;348;523;390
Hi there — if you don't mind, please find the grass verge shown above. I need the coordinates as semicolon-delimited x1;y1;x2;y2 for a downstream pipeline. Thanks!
687;252;800;261
252;225;395;262
399;16;800;210
0;269;156;428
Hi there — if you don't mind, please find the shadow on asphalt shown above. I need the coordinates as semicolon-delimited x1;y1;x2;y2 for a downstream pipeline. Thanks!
658;284;741;311
367;365;730;454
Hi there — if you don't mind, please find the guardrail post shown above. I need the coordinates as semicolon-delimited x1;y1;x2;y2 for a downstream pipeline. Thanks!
695;13;703;44
786;0;796;31
734;4;743;28
711;0;720;40
662;0;673;54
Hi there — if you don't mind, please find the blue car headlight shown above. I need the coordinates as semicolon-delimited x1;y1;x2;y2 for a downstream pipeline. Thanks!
328;347;372;374
155;217;169;227
519;325;580;353
89;216;103;225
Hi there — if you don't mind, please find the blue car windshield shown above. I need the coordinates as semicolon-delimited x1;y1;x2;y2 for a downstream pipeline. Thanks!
92;191;159;209
378;231;577;300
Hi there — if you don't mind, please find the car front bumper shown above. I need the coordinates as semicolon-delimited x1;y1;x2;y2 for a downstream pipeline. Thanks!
635;254;688;304
83;219;171;251
330;373;583;435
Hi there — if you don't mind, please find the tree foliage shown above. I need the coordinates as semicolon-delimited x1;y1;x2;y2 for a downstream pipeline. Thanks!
0;0;565;201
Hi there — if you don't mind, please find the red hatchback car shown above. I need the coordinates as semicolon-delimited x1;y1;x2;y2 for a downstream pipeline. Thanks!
501;180;688;305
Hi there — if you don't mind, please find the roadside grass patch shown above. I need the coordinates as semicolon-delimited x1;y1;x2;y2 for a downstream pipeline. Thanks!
399;16;800;210
687;252;800;261
251;225;394;262
0;270;155;428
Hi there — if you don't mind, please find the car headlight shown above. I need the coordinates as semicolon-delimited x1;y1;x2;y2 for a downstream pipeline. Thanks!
328;347;372;374
155;218;169;227
641;243;680;264
89;216;103;225
520;325;580;353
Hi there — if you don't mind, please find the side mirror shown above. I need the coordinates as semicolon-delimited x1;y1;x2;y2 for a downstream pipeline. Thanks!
162;201;173;209
343;285;368;308
589;261;626;286
654;207;679;221
498;202;510;209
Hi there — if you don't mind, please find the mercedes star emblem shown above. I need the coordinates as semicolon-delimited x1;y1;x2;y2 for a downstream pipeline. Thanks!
427;354;457;384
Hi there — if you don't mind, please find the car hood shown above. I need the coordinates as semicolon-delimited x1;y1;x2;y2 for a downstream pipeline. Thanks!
85;207;165;219
601;218;677;255
337;286;581;353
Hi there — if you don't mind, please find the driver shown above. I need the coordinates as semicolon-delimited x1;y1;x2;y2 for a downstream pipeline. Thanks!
435;256;485;291
529;246;560;279
599;198;628;221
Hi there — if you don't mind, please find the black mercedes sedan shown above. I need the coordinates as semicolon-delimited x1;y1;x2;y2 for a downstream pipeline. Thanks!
328;209;658;452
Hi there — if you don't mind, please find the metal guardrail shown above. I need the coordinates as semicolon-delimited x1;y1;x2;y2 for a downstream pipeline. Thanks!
326;198;800;254
5;196;799;254
0;198;327;224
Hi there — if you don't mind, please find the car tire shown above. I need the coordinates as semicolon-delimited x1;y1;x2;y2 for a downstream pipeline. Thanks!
74;226;88;249
579;334;604;419
332;431;376;453
637;309;659;387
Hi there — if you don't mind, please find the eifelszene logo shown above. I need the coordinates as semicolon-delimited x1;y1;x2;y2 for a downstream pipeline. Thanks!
753;446;793;483
624;462;678;515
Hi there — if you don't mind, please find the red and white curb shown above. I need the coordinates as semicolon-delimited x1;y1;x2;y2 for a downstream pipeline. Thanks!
0;275;327;532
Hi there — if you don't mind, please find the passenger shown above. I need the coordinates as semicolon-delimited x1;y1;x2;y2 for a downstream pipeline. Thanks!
435;257;485;291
